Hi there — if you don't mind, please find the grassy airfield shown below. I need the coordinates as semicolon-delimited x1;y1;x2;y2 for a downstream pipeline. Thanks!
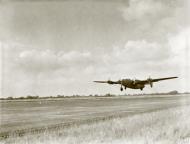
1;94;190;143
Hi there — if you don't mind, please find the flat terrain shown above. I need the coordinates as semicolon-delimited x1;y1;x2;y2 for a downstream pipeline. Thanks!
1;94;190;138
3;105;190;144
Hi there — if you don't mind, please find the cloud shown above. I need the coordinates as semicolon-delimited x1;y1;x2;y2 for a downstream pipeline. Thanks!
99;40;170;72
124;40;169;61
1;42;95;96
121;0;166;22
120;0;189;41
168;27;190;91
1;1;189;97
1;33;189;97
169;28;190;64
17;49;92;73
2;27;190;97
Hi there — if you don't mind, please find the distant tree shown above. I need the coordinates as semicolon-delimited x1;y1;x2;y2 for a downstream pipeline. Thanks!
168;90;178;95
57;95;64;98
7;97;13;100
104;93;115;97
184;92;190;94
26;95;39;99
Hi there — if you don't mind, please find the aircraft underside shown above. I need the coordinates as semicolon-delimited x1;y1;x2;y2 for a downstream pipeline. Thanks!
121;84;145;91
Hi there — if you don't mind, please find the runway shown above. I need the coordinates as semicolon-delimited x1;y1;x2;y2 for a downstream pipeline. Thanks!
1;94;190;139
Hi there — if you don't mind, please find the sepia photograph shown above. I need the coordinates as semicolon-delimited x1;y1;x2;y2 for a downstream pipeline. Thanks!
0;0;190;143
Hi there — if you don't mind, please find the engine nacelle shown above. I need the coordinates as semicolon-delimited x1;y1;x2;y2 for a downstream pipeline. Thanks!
107;80;114;84
150;82;153;88
147;77;153;88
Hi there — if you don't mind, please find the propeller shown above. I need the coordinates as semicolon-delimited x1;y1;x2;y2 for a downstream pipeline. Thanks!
119;78;123;91
147;76;153;88
133;78;137;85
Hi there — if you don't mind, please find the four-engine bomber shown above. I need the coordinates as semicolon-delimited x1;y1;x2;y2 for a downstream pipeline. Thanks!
94;76;178;91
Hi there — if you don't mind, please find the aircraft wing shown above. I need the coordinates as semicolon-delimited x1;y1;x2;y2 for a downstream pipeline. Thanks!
138;76;178;85
150;77;178;82
93;80;120;85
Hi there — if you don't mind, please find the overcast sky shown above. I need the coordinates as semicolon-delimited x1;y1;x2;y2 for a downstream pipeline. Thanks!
0;0;189;97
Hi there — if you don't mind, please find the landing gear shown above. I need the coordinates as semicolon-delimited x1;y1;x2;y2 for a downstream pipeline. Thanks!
120;87;123;91
140;88;143;91
125;87;127;90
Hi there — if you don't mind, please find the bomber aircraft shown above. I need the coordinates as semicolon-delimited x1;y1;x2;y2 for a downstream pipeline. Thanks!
94;76;178;91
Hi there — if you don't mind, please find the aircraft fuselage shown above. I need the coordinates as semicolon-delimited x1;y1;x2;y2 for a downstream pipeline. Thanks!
120;79;145;90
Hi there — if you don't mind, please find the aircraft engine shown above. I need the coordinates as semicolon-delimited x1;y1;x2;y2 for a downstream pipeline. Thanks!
133;79;137;85
147;77;153;88
107;80;115;84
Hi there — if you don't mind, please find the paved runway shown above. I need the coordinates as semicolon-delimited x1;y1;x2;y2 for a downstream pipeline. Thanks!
1;94;190;138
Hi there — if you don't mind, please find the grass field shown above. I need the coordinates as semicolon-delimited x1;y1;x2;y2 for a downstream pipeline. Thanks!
1;105;190;144
1;95;190;144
